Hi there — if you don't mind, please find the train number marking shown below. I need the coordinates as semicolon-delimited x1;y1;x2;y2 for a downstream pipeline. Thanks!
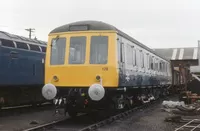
102;67;108;71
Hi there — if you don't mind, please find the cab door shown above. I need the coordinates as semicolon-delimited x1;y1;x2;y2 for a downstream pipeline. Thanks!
117;36;126;87
0;39;18;85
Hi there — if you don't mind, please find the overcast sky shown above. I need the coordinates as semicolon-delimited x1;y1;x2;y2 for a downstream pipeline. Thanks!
1;0;200;48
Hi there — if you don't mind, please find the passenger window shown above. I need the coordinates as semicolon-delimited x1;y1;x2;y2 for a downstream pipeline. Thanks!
163;63;165;72
150;56;153;70
146;53;149;69
160;62;162;72
140;50;144;68
69;36;86;64
161;62;164;72
167;63;170;74
152;57;155;70
144;53;147;68
156;60;159;71
0;39;15;47
126;44;133;65
132;48;136;66
121;42;125;63
16;42;28;50
50;37;66;65
29;44;40;52
164;63;166;72
155;59;158;71
90;36;108;64
136;49;140;66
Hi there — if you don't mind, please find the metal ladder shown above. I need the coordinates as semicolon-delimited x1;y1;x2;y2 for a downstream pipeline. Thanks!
175;119;200;131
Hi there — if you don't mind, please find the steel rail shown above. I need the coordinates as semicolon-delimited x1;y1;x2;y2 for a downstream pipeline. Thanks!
79;101;157;131
23;98;164;131
23;117;67;131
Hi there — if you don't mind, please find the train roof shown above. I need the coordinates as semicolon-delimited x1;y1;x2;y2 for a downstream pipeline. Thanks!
0;31;47;46
50;20;169;62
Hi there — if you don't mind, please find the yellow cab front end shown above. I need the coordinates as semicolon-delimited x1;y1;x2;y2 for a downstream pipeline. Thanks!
45;31;119;90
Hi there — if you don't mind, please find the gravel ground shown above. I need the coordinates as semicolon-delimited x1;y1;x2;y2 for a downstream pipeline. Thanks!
99;96;184;131
0;107;67;131
2;95;200;131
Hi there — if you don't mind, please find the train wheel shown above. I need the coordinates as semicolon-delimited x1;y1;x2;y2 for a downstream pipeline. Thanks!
162;88;167;97
108;101;116;115
31;102;37;108
0;97;4;109
153;89;160;100
68;110;77;118
66;102;78;118
124;97;132;110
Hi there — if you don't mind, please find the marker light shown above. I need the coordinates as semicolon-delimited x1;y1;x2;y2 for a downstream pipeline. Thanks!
53;76;59;82
96;75;101;81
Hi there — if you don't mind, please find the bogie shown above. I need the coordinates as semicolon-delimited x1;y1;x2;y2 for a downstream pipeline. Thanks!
53;86;169;118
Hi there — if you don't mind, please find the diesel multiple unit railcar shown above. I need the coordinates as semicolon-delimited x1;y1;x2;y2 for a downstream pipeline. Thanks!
0;31;47;107
42;20;172;117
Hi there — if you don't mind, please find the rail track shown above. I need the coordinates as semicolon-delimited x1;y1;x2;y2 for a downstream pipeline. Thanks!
0;102;53;117
22;96;167;131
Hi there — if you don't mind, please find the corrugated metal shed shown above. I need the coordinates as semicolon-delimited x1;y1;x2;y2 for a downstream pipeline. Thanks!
154;47;199;61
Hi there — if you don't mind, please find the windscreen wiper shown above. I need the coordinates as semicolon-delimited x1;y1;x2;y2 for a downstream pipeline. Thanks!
50;35;59;46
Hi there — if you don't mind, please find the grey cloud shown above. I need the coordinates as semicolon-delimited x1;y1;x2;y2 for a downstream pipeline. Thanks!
0;0;200;48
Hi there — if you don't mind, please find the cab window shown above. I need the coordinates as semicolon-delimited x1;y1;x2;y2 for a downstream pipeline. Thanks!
29;44;40;52
68;36;86;64
0;39;15;47
90;36;108;64
16;42;28;50
50;37;66;65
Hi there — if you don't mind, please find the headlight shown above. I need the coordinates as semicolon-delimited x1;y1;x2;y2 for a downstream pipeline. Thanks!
88;83;105;101
53;75;59;82
42;83;57;100
96;75;101;81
